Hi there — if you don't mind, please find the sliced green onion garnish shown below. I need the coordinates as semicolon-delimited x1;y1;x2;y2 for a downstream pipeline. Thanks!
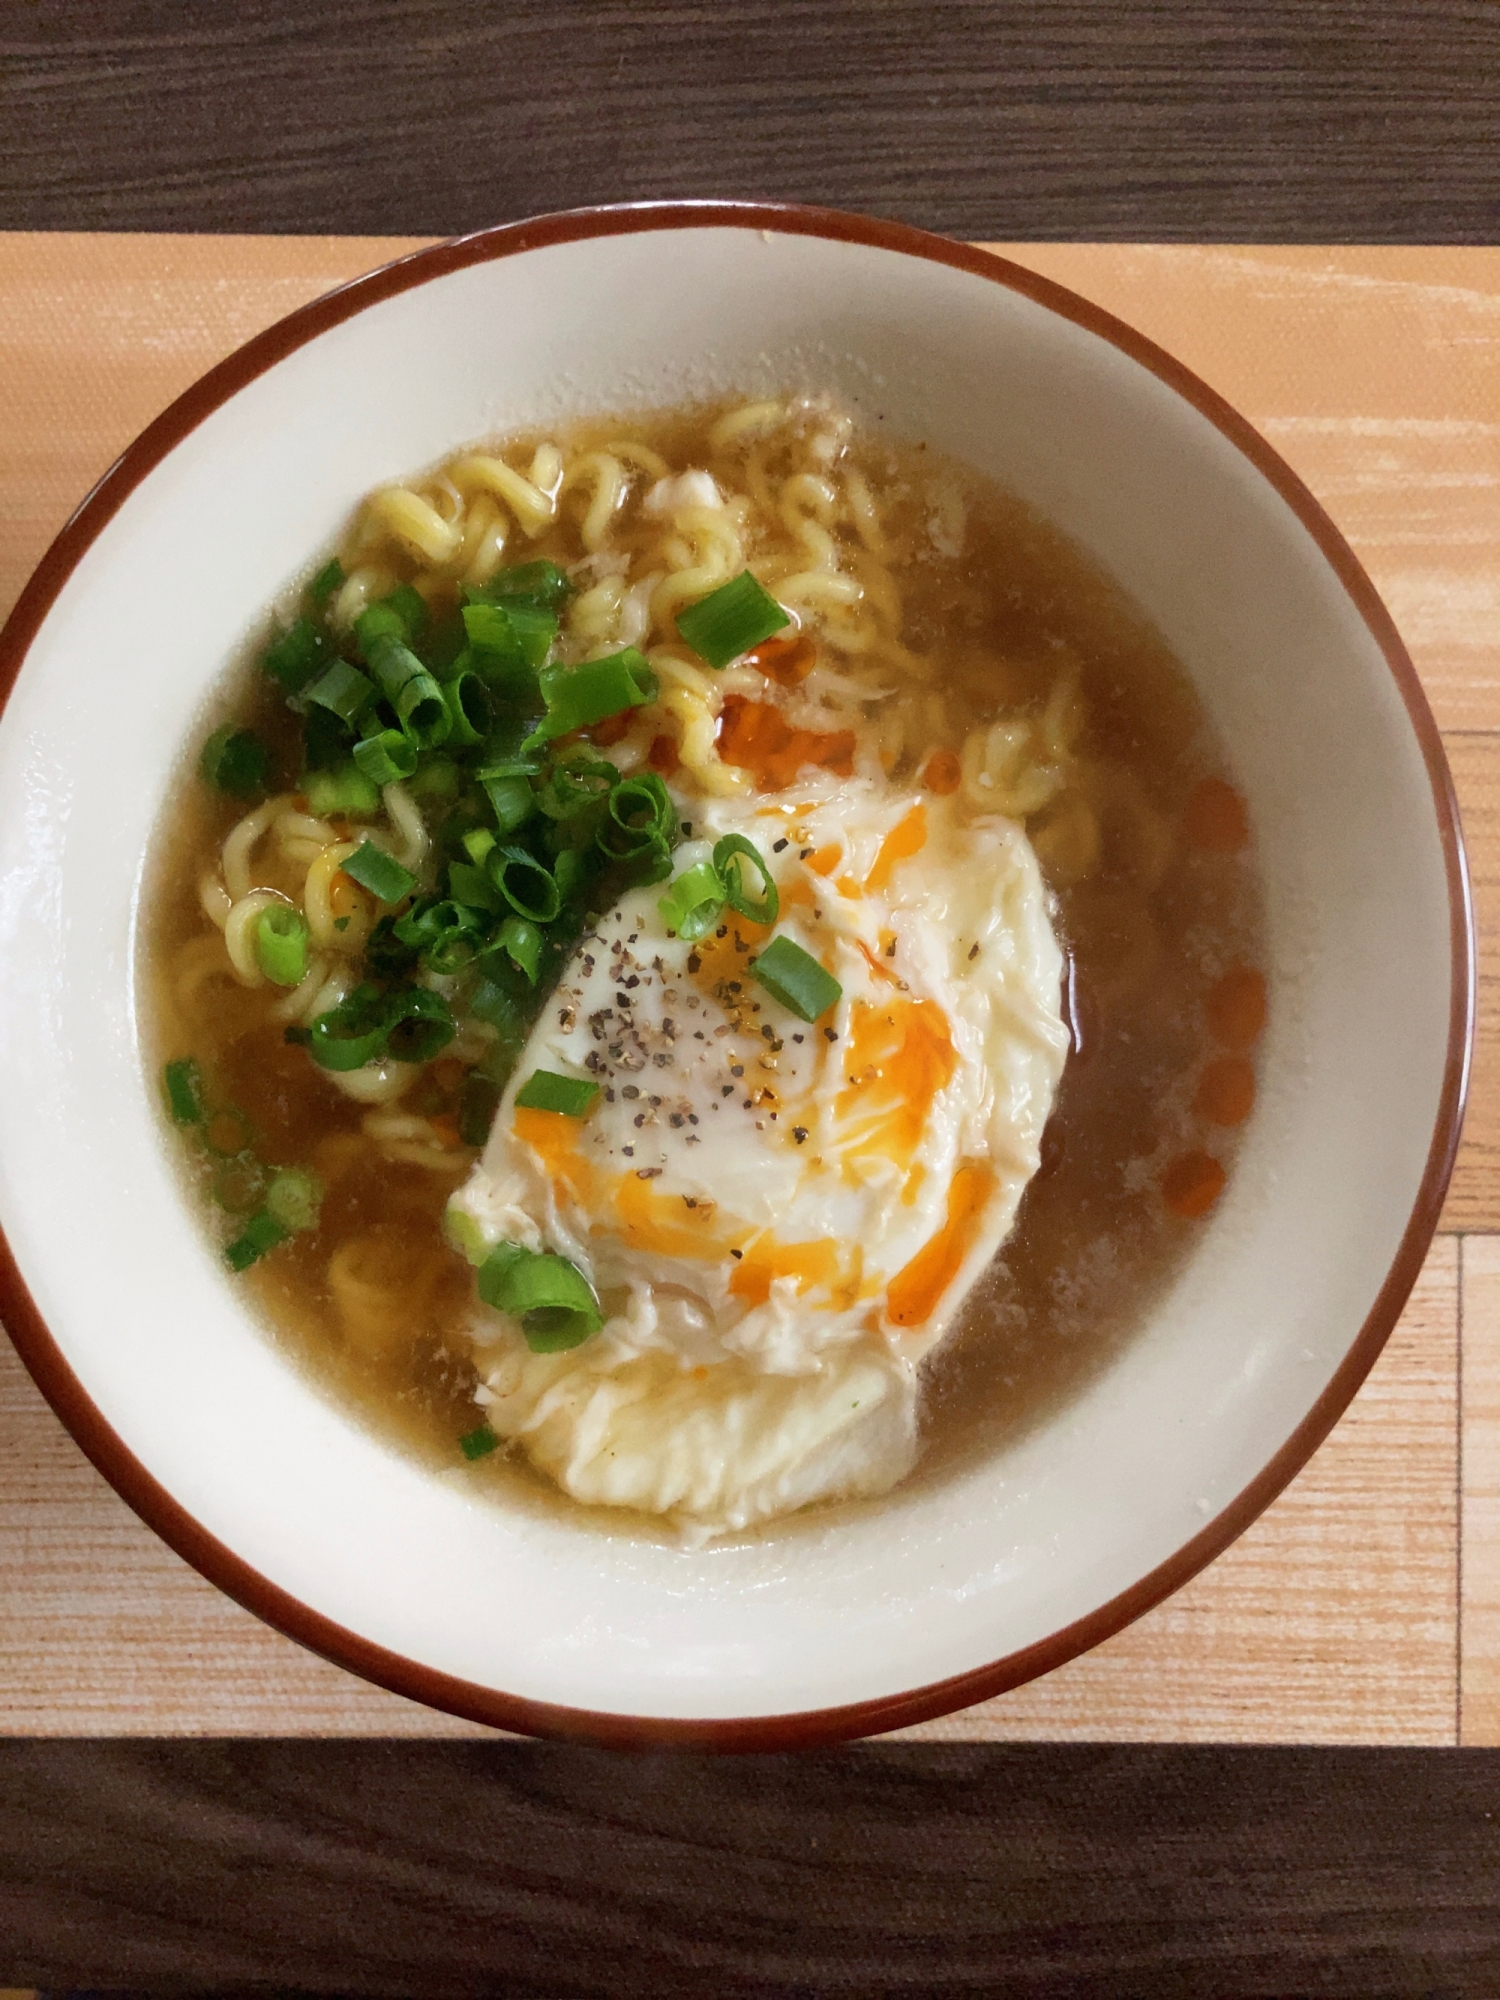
306;657;377;727
295;983;390;1071
442;669;492;748
457;1072;503;1147
713;834;779;925
163;1057;205;1126
262;616;329;692
533;750;619;823
254;903;310;987
447;860;501;913
514;1069;600;1117
199;724;271;799
381;582;428;637
471;559;575;614
497;915;542;984
308;558;345;607
522;648;657;751
380;986;456;1064
224;1209;288;1272
353;729;418;787
264;1167;323;1234
407;755;462;806
599;771;673;860
342;841;417;904
751;934;843;1023
657;859;727;942
459;1424;500;1461
675;570;790;670
305;761;381;819
462;827;497;867
476;1242;603;1351
483;773;537;835
364;634;450;747
488;846;561;924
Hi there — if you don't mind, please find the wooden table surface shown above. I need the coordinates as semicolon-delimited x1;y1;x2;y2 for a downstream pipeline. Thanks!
6;4;1500;1993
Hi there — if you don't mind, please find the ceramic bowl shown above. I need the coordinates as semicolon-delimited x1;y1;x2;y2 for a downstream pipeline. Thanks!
0;204;1471;1746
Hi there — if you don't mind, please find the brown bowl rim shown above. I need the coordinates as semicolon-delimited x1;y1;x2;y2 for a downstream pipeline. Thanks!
0;201;1474;1750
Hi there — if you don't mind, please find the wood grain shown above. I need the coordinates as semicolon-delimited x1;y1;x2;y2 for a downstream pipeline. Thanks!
0;237;1487;1743
6;1740;1500;1996
1462;1236;1500;1746
4;1;1500;241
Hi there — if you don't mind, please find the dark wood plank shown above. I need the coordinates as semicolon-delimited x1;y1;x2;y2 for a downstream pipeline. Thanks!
3;1743;1500;1994
3;0;1500;239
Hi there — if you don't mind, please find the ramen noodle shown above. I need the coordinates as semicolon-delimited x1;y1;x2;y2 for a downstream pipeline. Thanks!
145;396;1264;1541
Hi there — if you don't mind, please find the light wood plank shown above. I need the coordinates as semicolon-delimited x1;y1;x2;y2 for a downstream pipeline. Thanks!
1461;1234;1500;1745
1443;736;1500;1233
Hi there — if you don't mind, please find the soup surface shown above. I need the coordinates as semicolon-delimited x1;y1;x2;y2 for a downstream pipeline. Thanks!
144;395;1264;1538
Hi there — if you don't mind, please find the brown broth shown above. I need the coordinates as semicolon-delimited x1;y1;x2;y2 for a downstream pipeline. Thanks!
142;399;1264;1533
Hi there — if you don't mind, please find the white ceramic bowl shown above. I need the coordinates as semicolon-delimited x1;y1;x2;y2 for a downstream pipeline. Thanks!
0;205;1470;1747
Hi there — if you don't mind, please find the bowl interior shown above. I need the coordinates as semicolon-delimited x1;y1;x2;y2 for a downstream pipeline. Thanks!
0;219;1460;1729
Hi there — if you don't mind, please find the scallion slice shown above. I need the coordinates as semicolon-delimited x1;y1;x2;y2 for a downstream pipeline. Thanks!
476;1242;603;1351
676;570;790;670
224;1209;288;1272
497;915;542;984
305;761;381;819
199;724;270;799
482;773;537;835
522;649;657;751
713;834;779;925
262;616;329;692
459;1424;500;1461
657;859;727;942
751;934;843;1023
364;634;450;747
380;986;456;1064
514;1069;600;1117
163;1057;205;1126
442;669;492;748
342;842;417;905
487;846;561;925
254;903;310;987
598;771;673;860
447;860;500;914
353;729;418;787
533;750;619;822
306;657;377;728
308;558;345;607
264;1167;323;1234
295;983;390;1071
472;559;575;614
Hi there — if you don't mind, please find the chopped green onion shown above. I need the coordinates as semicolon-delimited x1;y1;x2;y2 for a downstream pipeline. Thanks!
305;657;377;727
713;834;779;925
380;986;456;1064
751;934;843;1023
381;582;428;637
476;1242;602;1351
459;1424;500;1461
552;847;591;905
224;1209;288;1272
447;860;501;913
302;703;353;774
488;846;561;924
471;559;575;614
353;729;418;787
163;1057;205;1126
598;771;673;860
199;724;270;799
497;915;542;984
364;914;419;975
263;616;330;693
675;570;790;670
442;669;492;748
341;841;417;905
295;983;391;1071
308;558;345;607
533;751;618;823
658;859;727;942
264;1167;323;1234
482;773;536;834
462;599;557;674
364;634;450;747
514;1070;600;1117
305;761;381;819
406;755;462;806
254;903;310;987
522;649;657;751
462;827;497;867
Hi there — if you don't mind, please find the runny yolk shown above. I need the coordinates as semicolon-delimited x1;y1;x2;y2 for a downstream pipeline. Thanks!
835;997;956;1167
865;804;927;893
886;1163;996;1327
728;1235;842;1306
514;1106;598;1206
805;844;841;877
613;1172;742;1261
716;696;855;791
